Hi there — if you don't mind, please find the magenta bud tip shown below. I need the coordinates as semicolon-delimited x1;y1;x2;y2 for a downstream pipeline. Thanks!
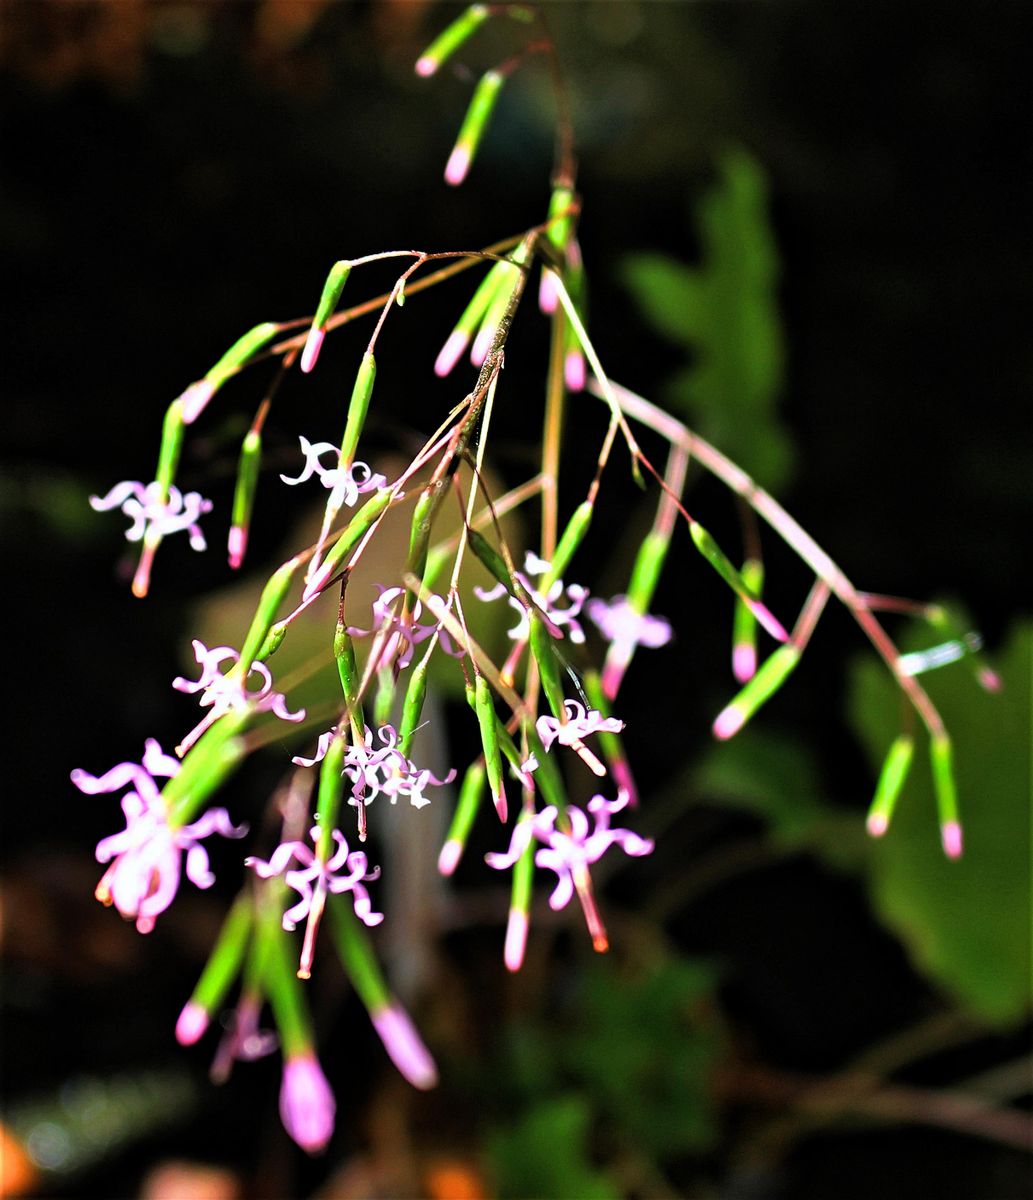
415;55;437;77
713;706;745;741
300;326;325;374
180;379;216;424
866;812;889;838
493;786;508;824
372;1004;438;1090
978;668;1002;693
471;322;494;367
539;269;559;314
434;330;468;377
941;820;964;860
611;759;638;808
504;910;528;973
175;1001;209;1046
600;660;624;703
302;562;333;603
753;602;790;644
733;644;757;684
280;1053;336;1153
564;349;586;392
437;838;463;877
444;145;470;187
227;525;247;570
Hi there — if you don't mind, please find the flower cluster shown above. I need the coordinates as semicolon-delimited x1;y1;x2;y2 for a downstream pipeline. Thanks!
71;740;247;933
475;550;588;644
90;480;212;550
293;724;456;811
347;585;465;670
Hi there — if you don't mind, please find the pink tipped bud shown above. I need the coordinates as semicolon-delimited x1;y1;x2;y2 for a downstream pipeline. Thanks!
713;706;745;741
180;379;216;424
444;144;471;187
280;1053;336;1153
866;812;889;838
504;909;528;973
600;658;627;702
733;644;757;684
302;560;333;603
438;837;463;877
941;820;964;860
611;759;638;808
372;1003;438;1090
300;326;325;374
978;667;1002;693
434;329;469;377
564;349;586;392
227;524;247;570
175;1001;209;1046
470;321;494;367
539;267;559;314
131;538;158;599
415;55;437;78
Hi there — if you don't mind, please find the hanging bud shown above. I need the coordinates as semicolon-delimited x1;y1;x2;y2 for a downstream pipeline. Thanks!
504;816;536;972
434;261;509;376
439;761;487;876
930;734;963;859
732;558;765;683
866;734;914;838
229;430;262;569
339;351;376;467
445;69;504;186
398;660;429;758
529;613;567;720
333;620;359;707
303;488;393;600
415;3;490;77
301;261;351;374
163;711;250;827
542;500;593;587
180;322;281;424
475;676;507;822
584;670;639;807
471;239;532;366
176;893;253;1045
539;186;576;313
132;396;187;598
712;644;801;740
256;620;287;662
690;521;788;643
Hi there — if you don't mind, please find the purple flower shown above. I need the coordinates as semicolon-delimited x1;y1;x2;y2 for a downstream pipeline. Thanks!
293;724;456;812
475;551;588;644
347;585;464;670
90;480;212;550
72;742;247;933
586;594;672;700
246;825;383;932
280;1053;336;1153
280;437;386;508
208;994;279;1083
486;792;653;913
535;699;625;753
173;639;305;755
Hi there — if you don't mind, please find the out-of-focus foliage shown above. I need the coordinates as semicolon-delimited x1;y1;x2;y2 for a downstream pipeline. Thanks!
621;147;792;491
848;617;1032;1027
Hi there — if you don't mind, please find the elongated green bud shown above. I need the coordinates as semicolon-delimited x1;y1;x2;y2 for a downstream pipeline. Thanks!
732;558;764;683
475;676;507;822
471;237;532;367
180;322;281;423
435;260;510;376
542;500;593;587
444;69;504;186
176;893;253;1045
407;486;439;591
504;816;536;972
524;724;567;812
303;487;393;600
712;645;800;740
163;710;249;827
256;620;287;662
690;521;788;643
228;430;262;569
340;351;376;466
301;262;351;374
439;761;487;876
316;734;348;861
156;398;186;497
628;530;670;612
374;665;396;729
237;556;301;677
398;660;429;757
468;529;515;594
930;734;963;859
584;670;638;806
529;613;567;720
539;186;577;314
334;621;359;706
415;3;489;77
259;895;316;1057
866;735;914;838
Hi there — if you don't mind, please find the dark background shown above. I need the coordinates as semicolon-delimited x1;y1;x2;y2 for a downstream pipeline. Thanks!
2;2;1030;1198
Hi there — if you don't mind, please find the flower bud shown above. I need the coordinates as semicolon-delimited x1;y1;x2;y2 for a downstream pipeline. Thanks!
229;430;262;569
415;3;489;78
181;322;280;424
371;1003;439;1090
690;521;788;643
712;645;800;740
930;734;963;859
475;676;507;822
340;351;376;466
732;558;764;683
866;734;914;837
301;261;351;374
238;556;302;676
439;761;487;876
280;1054;336;1153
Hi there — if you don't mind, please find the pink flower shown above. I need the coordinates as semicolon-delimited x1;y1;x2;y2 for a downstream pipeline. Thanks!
347;585;464;670
246;825;383;931
586;594;672;699
173;639;305;755
280;437;386;508
280;1053;336;1153
535;699;624;753
90;480;212;550
486;792;653;913
71;742;247;933
475;551;588;644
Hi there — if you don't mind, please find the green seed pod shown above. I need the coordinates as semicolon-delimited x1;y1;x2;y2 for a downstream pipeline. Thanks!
866;734;914;837
340;351;376;466
398;660;429;758
712;644;801;741
237;556;301;677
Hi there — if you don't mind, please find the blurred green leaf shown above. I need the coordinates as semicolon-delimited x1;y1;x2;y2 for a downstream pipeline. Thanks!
848;617;1031;1026
488;1095;621;1200
561;958;721;1156
621;146;792;491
